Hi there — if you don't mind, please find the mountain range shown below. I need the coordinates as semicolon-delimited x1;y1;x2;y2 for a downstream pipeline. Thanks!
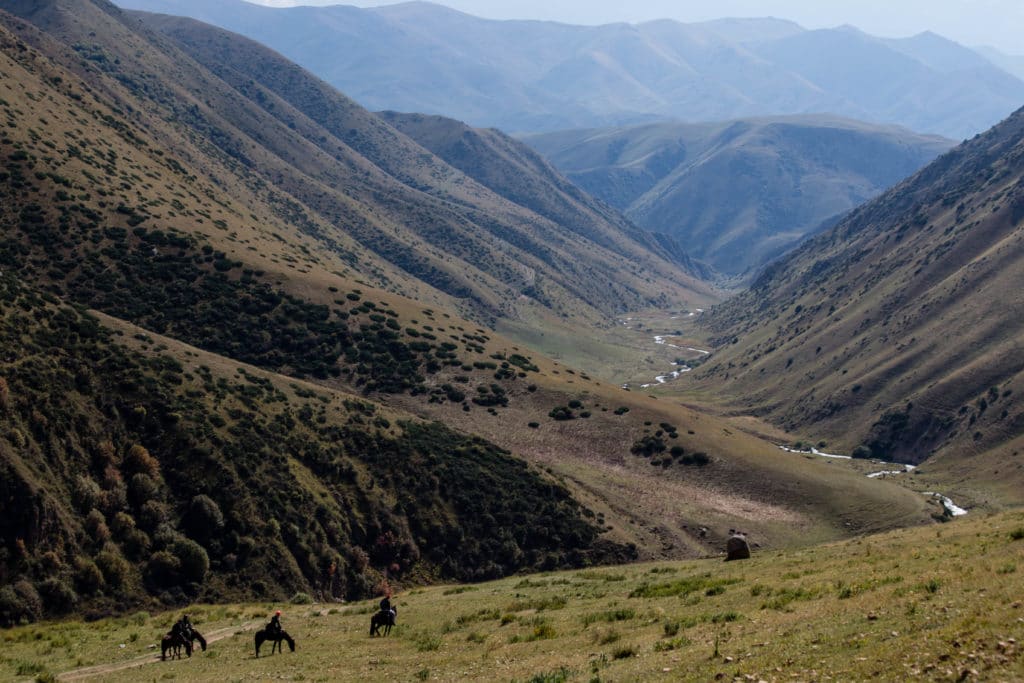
524;116;953;276
114;0;1024;139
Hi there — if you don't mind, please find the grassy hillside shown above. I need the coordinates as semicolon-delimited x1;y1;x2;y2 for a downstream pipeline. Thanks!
524;117;952;276
4;509;1023;681
689;105;1024;504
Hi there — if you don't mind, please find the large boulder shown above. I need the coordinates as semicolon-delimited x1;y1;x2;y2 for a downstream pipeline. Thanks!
725;532;751;561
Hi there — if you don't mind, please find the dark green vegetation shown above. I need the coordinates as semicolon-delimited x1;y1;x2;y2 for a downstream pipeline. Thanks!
694;104;1024;503
115;0;1023;139
524;117;952;275
0;273;624;624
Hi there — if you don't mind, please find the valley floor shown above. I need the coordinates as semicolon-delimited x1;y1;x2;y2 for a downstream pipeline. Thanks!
10;510;1024;682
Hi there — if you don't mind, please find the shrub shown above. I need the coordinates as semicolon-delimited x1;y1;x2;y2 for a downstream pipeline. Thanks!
290;592;313;604
127;473;160;507
679;452;710;466
37;578;77;614
631;435;665;457
145;551;181;589
172;538;210;584
0;584;40;626
123;444;160;478
122;528;151;560
852;445;873;459
84;509;111;544
95;549;131;588
1010;527;1024;541
183;494;225;541
138;500;168;531
110;511;137;537
74;557;105;595
548;406;575;420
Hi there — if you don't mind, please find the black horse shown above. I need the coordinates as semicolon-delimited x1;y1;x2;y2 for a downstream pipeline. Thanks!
161;632;191;661
161;628;206;660
370;607;397;636
254;628;295;657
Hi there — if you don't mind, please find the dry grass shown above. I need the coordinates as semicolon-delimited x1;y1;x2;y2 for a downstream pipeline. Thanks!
5;510;1022;682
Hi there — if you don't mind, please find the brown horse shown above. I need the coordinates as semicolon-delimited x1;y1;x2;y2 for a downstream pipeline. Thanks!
254;628;295;657
370;607;396;636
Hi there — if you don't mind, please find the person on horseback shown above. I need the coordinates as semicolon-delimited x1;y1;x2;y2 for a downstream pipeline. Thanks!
171;614;192;639
268;610;283;635
379;595;391;615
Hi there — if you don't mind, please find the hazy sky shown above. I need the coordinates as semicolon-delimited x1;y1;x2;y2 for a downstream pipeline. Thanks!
246;0;1023;54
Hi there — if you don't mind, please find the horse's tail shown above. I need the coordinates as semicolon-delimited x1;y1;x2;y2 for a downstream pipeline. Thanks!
254;629;264;657
193;630;207;651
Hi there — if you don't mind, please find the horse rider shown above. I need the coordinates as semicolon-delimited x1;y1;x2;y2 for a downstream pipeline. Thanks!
171;614;192;639
378;595;392;615
268;610;283;635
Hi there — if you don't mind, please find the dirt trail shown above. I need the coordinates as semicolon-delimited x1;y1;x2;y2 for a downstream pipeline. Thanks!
56;621;260;681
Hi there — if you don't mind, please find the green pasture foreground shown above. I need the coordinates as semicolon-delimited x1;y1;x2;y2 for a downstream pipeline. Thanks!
4;510;1024;682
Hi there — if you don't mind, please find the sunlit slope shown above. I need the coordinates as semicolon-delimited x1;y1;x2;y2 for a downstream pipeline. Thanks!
6;509;1023;682
692;105;1024;504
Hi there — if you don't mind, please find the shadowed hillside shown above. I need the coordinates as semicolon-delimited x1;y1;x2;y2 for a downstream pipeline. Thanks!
0;274;625;621
525;117;952;275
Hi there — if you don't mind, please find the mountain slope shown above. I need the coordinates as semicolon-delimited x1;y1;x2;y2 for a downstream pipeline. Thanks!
113;0;1024;139
975;46;1024;81
5;0;713;330
692;105;1024;499
525;117;952;275
377;110;716;280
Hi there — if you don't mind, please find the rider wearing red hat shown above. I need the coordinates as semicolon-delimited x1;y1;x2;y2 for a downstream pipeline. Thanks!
268;610;283;635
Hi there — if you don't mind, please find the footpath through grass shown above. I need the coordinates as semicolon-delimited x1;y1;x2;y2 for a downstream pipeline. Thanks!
4;510;1024;682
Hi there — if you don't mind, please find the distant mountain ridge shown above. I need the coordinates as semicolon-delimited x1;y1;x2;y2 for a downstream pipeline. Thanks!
114;0;1024;139
524;116;953;276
